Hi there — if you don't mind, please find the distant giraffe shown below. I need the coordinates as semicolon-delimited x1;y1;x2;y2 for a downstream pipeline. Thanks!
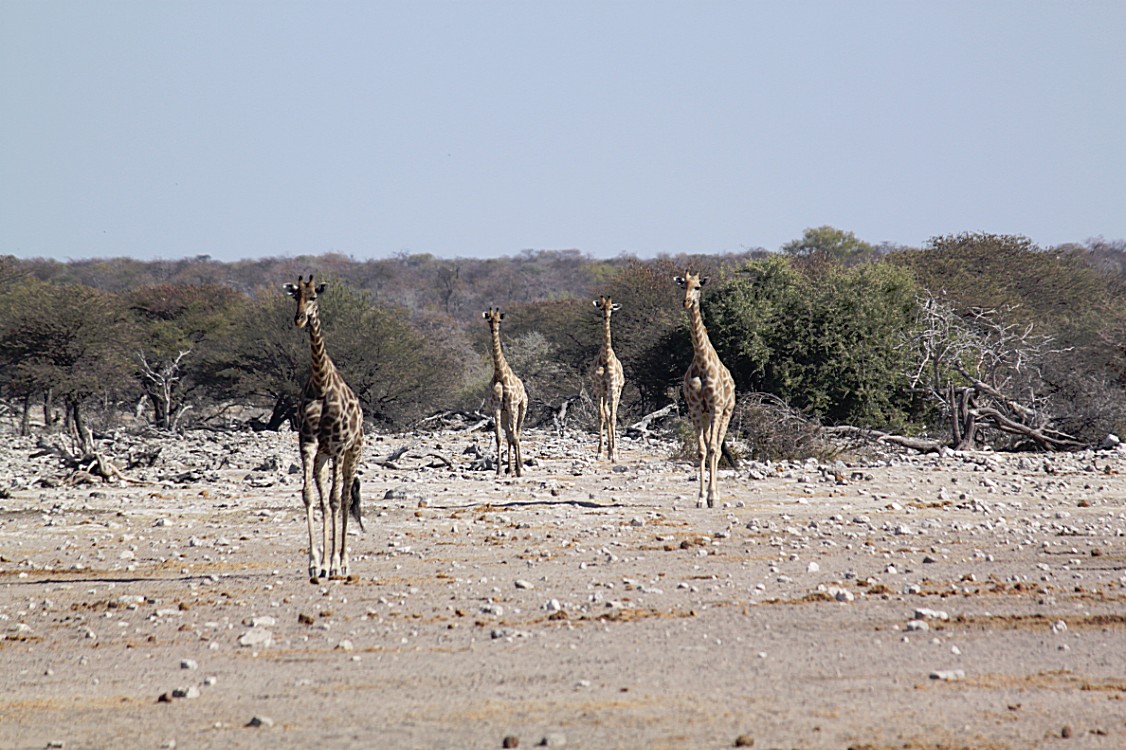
675;271;735;507
591;296;625;462
483;308;528;477
284;275;364;581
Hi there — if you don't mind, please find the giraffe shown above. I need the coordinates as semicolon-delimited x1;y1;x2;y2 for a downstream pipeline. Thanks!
284;275;364;581
591;296;625;462
675;271;735;508
483;308;528;477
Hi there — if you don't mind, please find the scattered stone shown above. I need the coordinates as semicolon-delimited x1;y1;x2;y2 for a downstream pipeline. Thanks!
246;716;275;728
171;686;200;699
914;608;949;621
180;659;198;670
734;734;755;747
502;735;520;748
538;732;566;747
929;669;965;682
238;628;273;648
514;579;535;590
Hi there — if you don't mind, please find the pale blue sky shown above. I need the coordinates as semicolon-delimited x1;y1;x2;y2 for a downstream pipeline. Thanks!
2;1;1124;262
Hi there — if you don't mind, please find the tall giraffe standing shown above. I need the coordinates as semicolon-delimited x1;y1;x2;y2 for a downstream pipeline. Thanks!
483;308;528;477
284;275;364;581
675;271;735;507
591;296;625;462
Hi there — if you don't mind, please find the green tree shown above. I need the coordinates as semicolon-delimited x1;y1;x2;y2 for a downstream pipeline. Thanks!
781;226;875;264
0;280;136;447
203;280;464;431
707;256;920;427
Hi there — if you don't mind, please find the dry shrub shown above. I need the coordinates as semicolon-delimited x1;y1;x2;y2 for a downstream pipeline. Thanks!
727;393;838;462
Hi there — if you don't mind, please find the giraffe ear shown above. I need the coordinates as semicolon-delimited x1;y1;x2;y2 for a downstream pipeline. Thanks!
592;299;600;308
315;283;327;295
482;311;489;320
499;312;505;321
283;284;298;297
699;277;710;287
674;276;686;288
612;304;621;312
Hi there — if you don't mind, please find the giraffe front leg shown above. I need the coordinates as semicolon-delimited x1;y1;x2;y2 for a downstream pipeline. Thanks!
326;462;343;578
596;397;607;458
608;396;619;463
493;409;505;477
300;445;322;581
695;427;707;508
706;421;724;509
313;453;331;580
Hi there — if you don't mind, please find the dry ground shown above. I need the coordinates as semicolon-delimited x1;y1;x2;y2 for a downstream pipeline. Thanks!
2;427;1125;750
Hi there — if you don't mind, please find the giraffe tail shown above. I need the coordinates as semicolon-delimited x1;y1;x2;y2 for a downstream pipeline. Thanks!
349;477;364;532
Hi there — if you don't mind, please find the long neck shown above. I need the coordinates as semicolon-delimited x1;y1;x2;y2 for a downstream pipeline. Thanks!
490;325;509;373
687;302;716;360
306;311;337;391
601;313;614;356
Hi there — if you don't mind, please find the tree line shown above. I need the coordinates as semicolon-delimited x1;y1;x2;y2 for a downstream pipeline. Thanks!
1;230;1124;456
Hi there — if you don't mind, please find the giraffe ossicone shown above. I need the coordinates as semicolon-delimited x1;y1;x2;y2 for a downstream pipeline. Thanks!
285;274;364;582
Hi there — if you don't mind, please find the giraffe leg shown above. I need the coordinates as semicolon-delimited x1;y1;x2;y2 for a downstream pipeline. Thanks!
710;403;734;508
300;441;321;581
338;447;360;577
706;411;728;508
608;391;620;462
493;407;505;477
596;394;607;458
513;400;527;477
694;421;708;507
313;452;330;579
326;457;344;578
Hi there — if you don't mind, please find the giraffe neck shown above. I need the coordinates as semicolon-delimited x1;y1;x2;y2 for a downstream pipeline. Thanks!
687;302;717;362
306;311;338;392
600;313;614;359
490;325;511;377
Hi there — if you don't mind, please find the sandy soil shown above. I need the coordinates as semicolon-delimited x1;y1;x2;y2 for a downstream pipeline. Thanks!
1;426;1124;750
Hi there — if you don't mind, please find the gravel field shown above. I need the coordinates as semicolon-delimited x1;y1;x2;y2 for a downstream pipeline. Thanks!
2;426;1125;750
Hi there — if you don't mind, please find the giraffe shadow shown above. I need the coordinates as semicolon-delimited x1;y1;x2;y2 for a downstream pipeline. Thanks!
427;499;618;511
9;573;270;587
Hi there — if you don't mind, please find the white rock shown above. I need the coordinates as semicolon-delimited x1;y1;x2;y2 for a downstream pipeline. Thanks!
238;629;273;648
929;669;965;681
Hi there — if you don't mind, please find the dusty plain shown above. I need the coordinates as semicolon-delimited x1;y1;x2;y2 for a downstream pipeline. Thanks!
1;425;1125;750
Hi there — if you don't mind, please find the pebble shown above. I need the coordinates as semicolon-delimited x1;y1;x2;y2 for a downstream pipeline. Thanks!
538;732;566;747
238;629;273;648
180;659;198;670
246;716;275;728
914;608;949;621
929;669;965;681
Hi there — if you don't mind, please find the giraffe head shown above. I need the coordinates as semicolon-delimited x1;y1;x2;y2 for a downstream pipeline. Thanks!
674;271;708;310
593;296;621;317
284;275;327;329
482;307;505;331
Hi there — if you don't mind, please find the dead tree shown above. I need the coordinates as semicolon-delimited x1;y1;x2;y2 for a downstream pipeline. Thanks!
909;294;1081;450
137;349;191;431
